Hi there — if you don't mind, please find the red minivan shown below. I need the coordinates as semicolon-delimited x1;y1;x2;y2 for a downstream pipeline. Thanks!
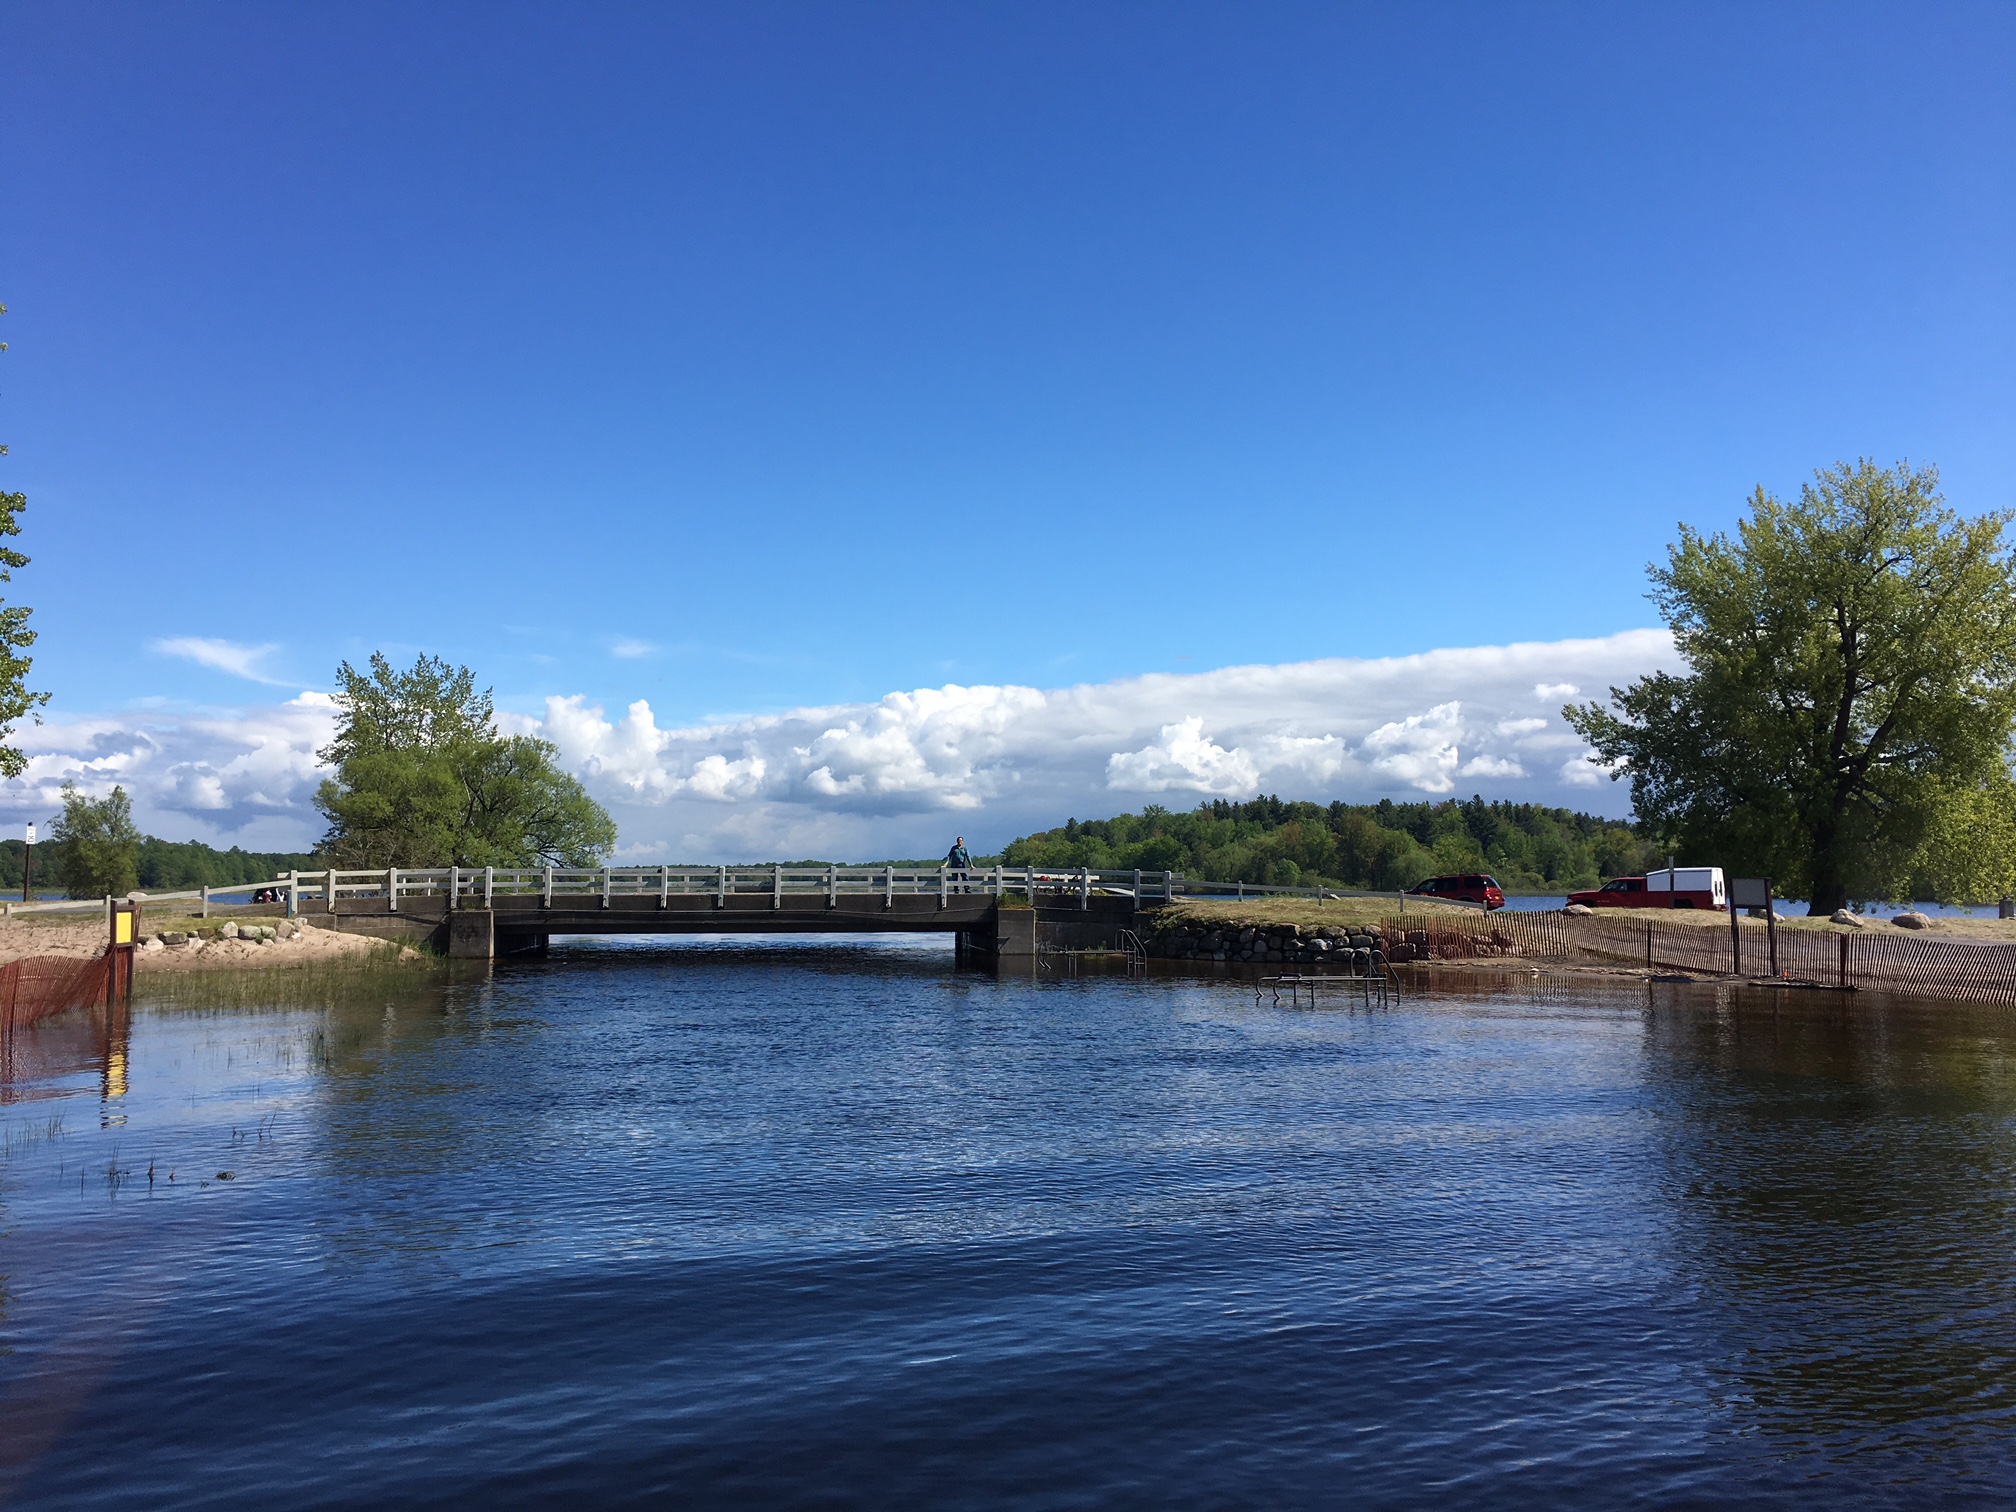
1405;873;1506;910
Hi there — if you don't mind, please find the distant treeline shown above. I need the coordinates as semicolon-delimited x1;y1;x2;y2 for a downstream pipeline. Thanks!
999;795;1668;893
0;836;318;896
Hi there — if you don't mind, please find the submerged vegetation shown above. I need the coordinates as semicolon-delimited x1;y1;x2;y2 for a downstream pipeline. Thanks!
1000;795;1666;894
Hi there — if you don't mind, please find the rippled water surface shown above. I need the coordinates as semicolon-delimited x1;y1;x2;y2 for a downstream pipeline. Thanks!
6;937;2016;1507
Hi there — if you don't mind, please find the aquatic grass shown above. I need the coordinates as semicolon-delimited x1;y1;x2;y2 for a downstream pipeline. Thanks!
137;956;454;1016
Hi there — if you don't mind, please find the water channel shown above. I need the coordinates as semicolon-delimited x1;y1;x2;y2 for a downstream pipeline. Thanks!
4;936;2015;1507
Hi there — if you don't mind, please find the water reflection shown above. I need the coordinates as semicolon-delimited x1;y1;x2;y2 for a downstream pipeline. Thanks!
1642;987;2016;1454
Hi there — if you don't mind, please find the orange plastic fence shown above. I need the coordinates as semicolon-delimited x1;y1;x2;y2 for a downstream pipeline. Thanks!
0;954;113;1035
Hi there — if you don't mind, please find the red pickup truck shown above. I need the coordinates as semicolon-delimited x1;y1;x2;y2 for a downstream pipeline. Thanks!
1567;867;1725;910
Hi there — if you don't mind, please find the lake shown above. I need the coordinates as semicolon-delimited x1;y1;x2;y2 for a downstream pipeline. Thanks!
4;936;2016;1508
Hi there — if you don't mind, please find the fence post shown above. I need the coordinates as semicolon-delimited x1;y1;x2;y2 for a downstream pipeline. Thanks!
449;866;458;911
201;884;210;920
1646;918;1652;970
601;867;611;909
1132;868;1141;903
1839;930;1849;989
660;865;670;910
543;866;554;909
1729;901;1741;977
939;866;948;910
486;866;495;908
388;868;399;911
828;863;838;909
1079;867;1090;910
287;871;300;919
718;864;728;909
1237;881;1245;901
774;864;783;910
326;874;337;914
886;865;894;909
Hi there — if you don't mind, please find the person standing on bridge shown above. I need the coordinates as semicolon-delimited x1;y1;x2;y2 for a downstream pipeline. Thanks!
947;836;973;893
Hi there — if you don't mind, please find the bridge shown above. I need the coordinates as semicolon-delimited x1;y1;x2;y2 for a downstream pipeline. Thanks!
7;864;1454;963
317;864;1188;961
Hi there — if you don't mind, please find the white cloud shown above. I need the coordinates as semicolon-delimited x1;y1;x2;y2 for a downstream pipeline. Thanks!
4;630;1676;857
610;639;657;659
1560;753;1612;788
1360;702;1464;793
0;692;338;847
1535;681;1581;701
152;637;289;685
1106;718;1262;794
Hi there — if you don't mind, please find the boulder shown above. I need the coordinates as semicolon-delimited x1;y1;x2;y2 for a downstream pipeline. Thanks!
1830;909;1864;928
219;921;239;939
1564;903;1594;917
163;932;187;947
1893;911;1932;930
142;937;165;953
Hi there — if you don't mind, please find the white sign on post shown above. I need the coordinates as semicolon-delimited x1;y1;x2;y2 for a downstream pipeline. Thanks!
24;824;34;845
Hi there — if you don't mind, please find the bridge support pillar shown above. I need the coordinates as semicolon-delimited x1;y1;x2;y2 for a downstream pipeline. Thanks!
445;909;495;959
967;908;1036;962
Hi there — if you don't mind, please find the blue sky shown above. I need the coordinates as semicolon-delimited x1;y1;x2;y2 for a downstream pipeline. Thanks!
1;3;2011;856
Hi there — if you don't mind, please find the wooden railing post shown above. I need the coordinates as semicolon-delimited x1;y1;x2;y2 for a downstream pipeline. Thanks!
885;865;894;909
448;866;458;911
543;866;554;909
1132;868;1141;903
773;864;783;910
1163;870;1174;901
828;863;838;909
659;864;669;909
939;866;948;910
388;867;399;911
717;864;728;909
601;867;611;909
485;866;495;908
1079;867;1089;910
201;884;210;920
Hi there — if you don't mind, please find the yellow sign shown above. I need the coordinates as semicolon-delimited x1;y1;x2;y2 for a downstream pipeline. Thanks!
114;910;134;945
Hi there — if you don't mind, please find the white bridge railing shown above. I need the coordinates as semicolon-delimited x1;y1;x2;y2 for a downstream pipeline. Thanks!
2;866;1455;919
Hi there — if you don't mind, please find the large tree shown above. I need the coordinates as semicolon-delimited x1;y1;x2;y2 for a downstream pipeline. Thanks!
1566;461;2016;913
49;783;143;899
0;303;49;776
315;652;617;868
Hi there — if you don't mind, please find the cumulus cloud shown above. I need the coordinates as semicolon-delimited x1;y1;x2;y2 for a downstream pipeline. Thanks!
0;692;338;847
1535;681;1581;701
153;637;289;685
1106;718;1262;794
2;630;1673;857
610;639;656;659
1361;703;1465;792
